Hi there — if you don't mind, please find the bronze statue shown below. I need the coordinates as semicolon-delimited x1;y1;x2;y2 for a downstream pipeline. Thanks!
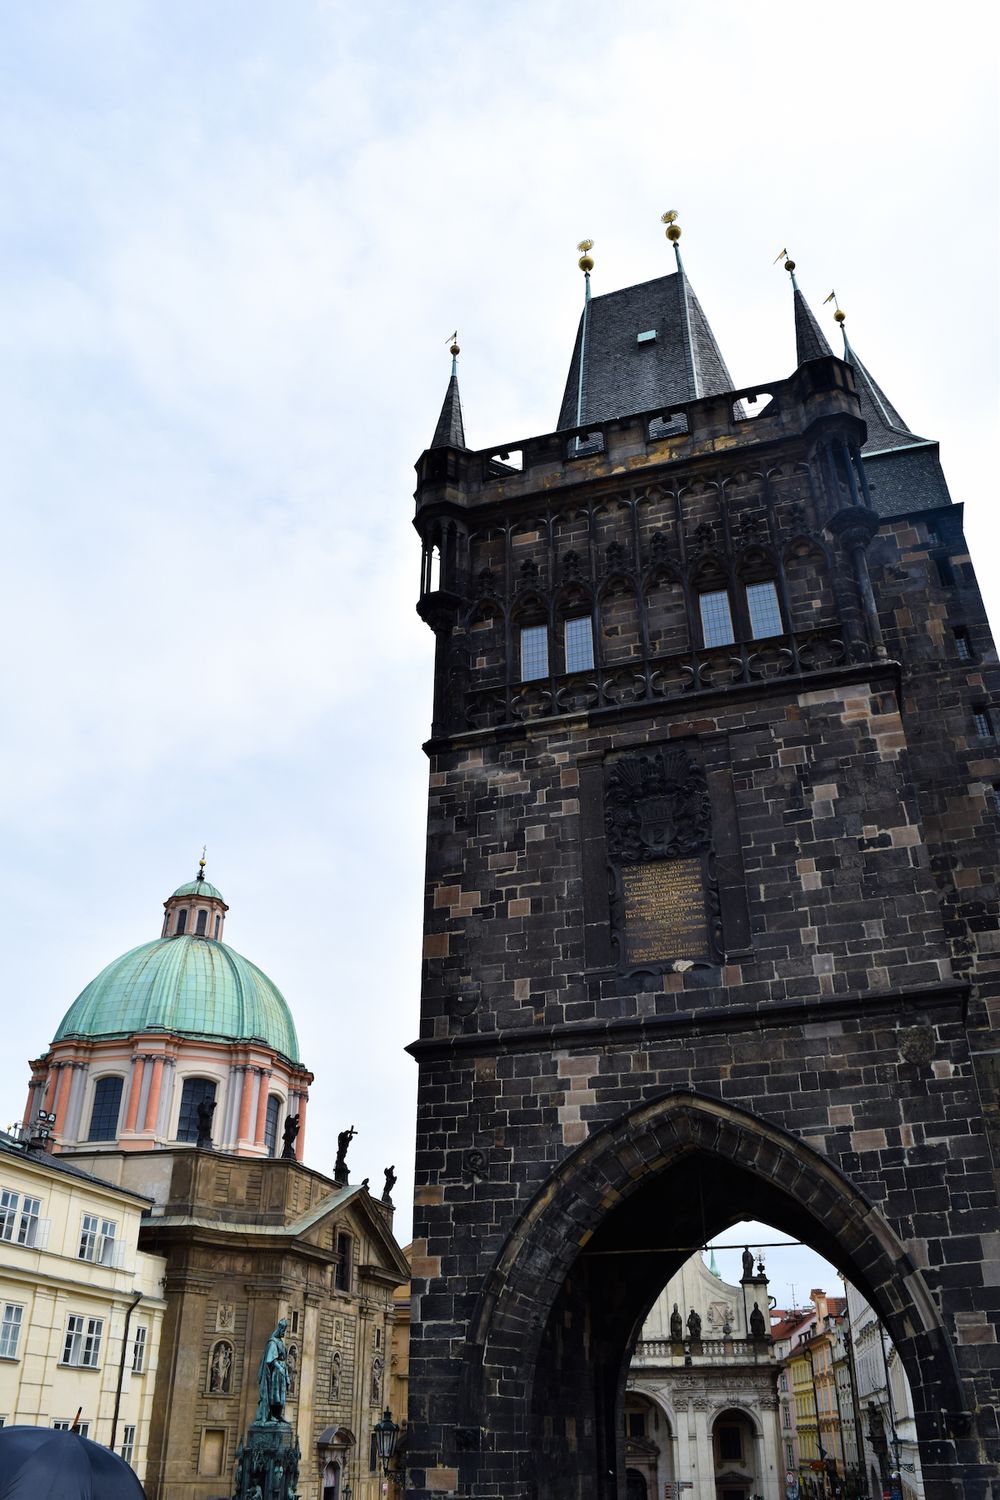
670;1303;683;1340
686;1308;702;1341
749;1303;767;1338
382;1165;397;1203
255;1318;289;1423
741;1246;754;1279
195;1097;216;1149
335;1125;357;1174
281;1113;300;1160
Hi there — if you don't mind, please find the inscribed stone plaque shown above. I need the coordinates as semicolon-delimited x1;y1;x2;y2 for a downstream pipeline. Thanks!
621;857;705;962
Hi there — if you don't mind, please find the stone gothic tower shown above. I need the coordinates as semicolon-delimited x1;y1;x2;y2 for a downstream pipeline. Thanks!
407;241;1000;1500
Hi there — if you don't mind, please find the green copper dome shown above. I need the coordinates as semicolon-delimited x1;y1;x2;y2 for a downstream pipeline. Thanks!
171;878;225;901
53;936;300;1063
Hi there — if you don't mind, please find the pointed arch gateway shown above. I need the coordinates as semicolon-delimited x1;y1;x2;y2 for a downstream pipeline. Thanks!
456;1092;965;1500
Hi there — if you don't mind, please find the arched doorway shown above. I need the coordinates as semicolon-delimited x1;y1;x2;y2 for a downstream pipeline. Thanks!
711;1407;758;1499
624;1470;646;1500
321;1460;340;1500
456;1092;967;1499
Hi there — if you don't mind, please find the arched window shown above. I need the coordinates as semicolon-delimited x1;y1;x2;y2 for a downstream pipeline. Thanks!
175;909;187;935
196;909;208;935
264;1095;282;1157
208;1339;234;1393
213;914;221;939
176;1078;217;1143
87;1077;124;1142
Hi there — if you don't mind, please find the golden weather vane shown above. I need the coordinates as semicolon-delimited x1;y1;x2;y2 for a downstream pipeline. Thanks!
661;209;682;244
823;290;846;325
577;239;594;273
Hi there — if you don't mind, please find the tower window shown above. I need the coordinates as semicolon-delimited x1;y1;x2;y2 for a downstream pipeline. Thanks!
176;1078;217;1143
745;580;783;640
176;909;187;935
934;556;955;588
214;914;221;939
264;1094;282;1157
699;589;735;648
520;625;549;681
564;615;595;673
87;1076;124;1142
196;909;208;935
973;706;995;739
953;628;972;660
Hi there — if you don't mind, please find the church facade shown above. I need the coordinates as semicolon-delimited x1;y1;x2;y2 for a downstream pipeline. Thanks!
406;232;1000;1499
625;1250;780;1499
20;865;408;1500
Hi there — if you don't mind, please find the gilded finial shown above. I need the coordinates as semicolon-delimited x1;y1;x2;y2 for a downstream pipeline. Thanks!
198;845;207;881
774;247;796;274
823;290;846;324
445;330;460;376
577;239;594;274
661;209;682;244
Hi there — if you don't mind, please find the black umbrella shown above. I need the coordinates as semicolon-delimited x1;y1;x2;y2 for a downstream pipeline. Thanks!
0;1426;147;1499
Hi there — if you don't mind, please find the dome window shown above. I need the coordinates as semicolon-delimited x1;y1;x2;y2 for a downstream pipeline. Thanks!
196;909;208;936
214;914;221;939
176;1078;217;1143
175;909;187;936
264;1094;282;1157
86;1076;124;1142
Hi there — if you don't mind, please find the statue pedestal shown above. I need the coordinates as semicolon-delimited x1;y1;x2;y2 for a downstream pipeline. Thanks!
233;1422;300;1500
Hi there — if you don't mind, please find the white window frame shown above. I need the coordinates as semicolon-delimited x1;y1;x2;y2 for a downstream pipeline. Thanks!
0;1187;42;1247
78;1212;117;1265
121;1423;136;1466
0;1303;24;1360
53;1419;91;1436
132;1323;148;1374
62;1313;104;1368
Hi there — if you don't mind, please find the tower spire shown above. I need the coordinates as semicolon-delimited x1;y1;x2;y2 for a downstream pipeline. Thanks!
825;297;923;450
778;252;834;365
429;336;467;451
664;210;700;398
556;214;736;429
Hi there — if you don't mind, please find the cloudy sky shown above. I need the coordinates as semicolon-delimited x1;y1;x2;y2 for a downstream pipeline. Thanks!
0;1;995;1310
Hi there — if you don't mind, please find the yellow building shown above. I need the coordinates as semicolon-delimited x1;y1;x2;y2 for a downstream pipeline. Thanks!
0;1129;166;1478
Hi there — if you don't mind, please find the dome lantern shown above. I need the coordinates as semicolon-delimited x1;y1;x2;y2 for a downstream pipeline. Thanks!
161;856;230;942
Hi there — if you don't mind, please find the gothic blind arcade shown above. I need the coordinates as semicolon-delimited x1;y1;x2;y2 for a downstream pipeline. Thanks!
406;249;1000;1500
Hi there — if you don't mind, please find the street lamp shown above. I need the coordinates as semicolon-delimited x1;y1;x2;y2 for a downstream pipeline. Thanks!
373;1408;401;1477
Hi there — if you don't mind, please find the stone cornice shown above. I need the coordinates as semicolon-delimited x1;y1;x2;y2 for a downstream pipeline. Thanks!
407;980;969;1062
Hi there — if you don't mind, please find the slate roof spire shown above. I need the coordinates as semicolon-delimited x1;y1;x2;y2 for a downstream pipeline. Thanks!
832;304;925;452
429;336;467;451
557;214;737;430
779;254;834;365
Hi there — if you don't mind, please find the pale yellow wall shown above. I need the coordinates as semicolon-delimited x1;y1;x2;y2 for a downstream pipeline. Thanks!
0;1145;166;1486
